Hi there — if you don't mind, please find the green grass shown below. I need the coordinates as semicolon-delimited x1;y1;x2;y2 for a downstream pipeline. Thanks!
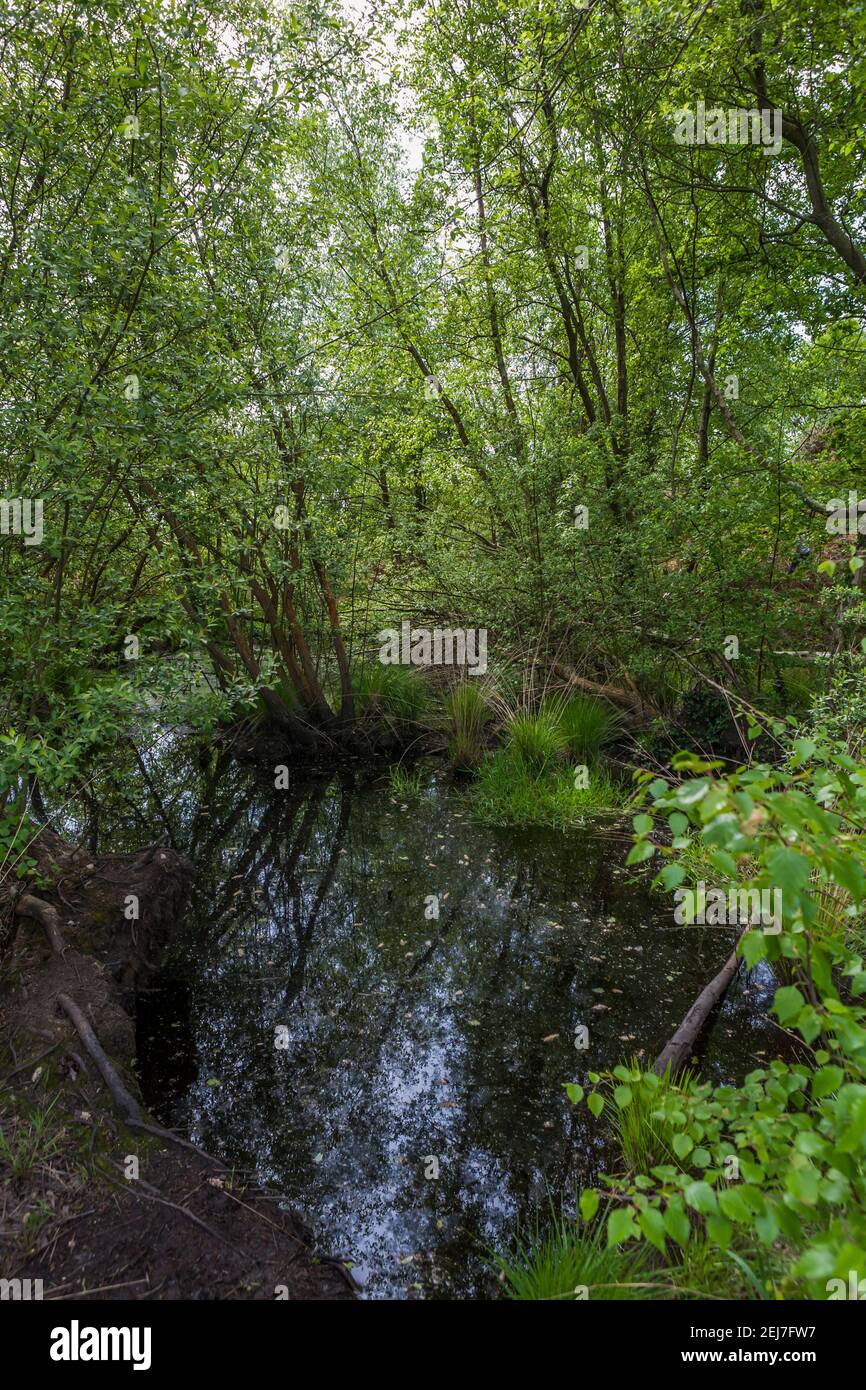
605;1061;699;1173
469;747;627;827
352;663;430;722
387;764;425;798
504;710;568;771
0;1094;62;1177
441;681;491;767
540;692;621;762
492;1211;657;1300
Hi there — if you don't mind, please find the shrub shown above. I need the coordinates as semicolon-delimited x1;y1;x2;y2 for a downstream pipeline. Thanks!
540;692;621;763
566;735;866;1296
442;681;491;767
470;747;626;827
352;664;429;722
492;1211;657;1300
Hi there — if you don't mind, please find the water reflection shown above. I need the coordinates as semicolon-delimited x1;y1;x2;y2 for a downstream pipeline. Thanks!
89;746;784;1298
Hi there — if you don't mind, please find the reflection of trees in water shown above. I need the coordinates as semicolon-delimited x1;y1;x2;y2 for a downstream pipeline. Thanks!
85;744;778;1294
174;767;612;1290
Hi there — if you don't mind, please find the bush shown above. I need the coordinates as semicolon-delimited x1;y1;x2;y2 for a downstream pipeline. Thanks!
492;1211;657;1300
352;664;430;722
564;735;866;1296
442;681;491;767
540;692;621;762
470;747;626;827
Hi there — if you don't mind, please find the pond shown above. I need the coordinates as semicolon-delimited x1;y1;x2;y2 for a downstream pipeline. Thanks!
71;739;784;1298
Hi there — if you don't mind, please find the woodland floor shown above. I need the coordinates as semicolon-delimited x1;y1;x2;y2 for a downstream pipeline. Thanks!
0;926;356;1301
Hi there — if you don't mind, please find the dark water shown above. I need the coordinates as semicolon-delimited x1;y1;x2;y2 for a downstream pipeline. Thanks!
69;740;783;1299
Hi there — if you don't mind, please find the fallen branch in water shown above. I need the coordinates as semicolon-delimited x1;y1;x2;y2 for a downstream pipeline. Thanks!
653;931;745;1077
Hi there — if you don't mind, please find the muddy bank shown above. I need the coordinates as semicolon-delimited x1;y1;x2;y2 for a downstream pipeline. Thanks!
0;826;355;1300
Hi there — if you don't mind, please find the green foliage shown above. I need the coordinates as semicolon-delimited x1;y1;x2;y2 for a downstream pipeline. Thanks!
572;735;866;1295
387;764;425;798
603;1060;700;1175
469;747;626;827
441;682;491;767
0;1096;62;1178
352;665;430;724
492;1211;657;1301
505;711;568;772
540;693;621;763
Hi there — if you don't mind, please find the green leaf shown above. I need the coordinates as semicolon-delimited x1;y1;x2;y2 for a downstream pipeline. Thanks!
811;1065;844;1099
662;1201;691;1248
705;1213;732;1249
579;1189;599;1223
684;1180;717;1214
626;840;654;865
772;985;805;1024
657;863;685;890
638;1206;667;1253
606;1207;637;1247
718;1187;752;1223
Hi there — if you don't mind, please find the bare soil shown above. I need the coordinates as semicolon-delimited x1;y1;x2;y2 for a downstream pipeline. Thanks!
0;834;356;1302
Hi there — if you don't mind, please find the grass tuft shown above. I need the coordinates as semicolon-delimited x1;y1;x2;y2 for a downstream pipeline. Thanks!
442;681;491;767
352;664;430;723
469;747;627;827
492;1210;657;1301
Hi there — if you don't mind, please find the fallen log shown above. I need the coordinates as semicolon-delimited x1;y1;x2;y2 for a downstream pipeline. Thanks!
549;661;656;721
653;931;745;1077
